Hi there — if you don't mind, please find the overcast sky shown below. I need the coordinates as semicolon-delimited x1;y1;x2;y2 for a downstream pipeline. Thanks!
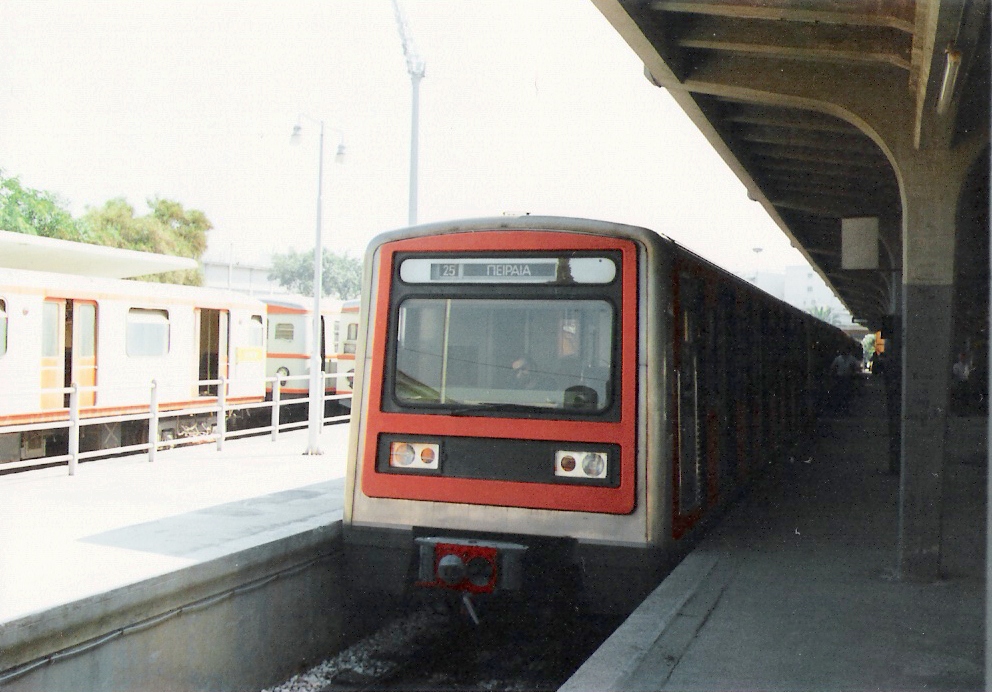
0;0;810;276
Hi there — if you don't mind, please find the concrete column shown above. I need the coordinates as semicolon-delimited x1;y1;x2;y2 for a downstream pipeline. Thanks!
896;148;969;581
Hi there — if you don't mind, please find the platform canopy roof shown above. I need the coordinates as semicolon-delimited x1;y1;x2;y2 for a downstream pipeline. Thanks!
0;230;198;279
592;0;990;328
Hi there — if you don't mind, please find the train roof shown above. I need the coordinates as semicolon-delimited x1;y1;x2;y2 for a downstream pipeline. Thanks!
366;215;847;333
258;294;344;315
0;266;266;309
0;230;198;278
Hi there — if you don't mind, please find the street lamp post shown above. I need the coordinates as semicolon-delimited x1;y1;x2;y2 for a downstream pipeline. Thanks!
408;68;422;225
292;116;344;455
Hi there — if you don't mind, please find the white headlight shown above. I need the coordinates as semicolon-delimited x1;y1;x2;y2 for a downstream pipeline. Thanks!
581;452;606;478
390;442;416;466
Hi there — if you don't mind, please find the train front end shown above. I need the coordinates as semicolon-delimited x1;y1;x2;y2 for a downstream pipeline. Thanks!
344;219;660;614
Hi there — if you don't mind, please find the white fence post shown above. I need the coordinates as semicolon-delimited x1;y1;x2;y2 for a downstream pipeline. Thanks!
68;384;79;476
271;379;281;441
319;372;327;427
149;379;159;463
216;377;226;451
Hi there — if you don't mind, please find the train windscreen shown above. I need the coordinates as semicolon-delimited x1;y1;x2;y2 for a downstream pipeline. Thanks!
393;298;614;413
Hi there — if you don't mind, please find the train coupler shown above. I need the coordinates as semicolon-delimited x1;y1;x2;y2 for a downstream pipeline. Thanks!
415;536;527;595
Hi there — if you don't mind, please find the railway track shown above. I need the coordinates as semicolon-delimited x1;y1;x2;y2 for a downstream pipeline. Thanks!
266;600;622;692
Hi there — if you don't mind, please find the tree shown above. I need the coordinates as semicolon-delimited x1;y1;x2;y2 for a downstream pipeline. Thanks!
269;248;362;299
861;332;877;359
807;304;841;326
0;170;80;240
1;169;210;286
78;197;210;285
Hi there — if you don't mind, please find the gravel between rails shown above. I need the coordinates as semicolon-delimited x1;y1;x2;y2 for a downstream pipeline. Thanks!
262;608;451;692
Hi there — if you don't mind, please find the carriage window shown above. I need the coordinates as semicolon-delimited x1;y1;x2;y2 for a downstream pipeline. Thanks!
393;298;614;412
42;301;60;357
126;309;170;357
249;315;265;348
0;299;6;357
274;323;294;341
347;323;359;340
77;303;96;357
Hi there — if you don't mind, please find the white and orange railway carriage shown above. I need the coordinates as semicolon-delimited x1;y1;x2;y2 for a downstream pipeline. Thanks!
0;268;266;462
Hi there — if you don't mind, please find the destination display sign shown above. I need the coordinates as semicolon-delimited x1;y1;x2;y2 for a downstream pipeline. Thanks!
401;258;558;284
433;261;556;280
400;257;617;285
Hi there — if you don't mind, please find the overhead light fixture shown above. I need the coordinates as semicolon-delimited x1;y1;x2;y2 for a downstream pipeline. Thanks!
937;45;962;116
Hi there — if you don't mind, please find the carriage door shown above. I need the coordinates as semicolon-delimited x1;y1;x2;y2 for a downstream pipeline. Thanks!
197;309;229;396
675;268;703;528
72;302;98;406
39;299;97;409
40;300;66;409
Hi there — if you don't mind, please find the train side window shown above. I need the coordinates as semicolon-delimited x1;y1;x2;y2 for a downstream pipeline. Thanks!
347;323;358;341
249;315;265;347
77;303;96;357
126;308;170;357
42;301;60;357
274;323;294;341
0;299;6;357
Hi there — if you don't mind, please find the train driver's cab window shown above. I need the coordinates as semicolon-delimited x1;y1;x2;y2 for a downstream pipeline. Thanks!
126;309;170;357
0;299;6;357
393;298;614;413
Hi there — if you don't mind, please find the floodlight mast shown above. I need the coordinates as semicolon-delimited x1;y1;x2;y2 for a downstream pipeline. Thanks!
391;0;425;226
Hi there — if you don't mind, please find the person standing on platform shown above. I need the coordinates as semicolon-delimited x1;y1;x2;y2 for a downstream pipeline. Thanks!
951;352;971;413
828;348;854;413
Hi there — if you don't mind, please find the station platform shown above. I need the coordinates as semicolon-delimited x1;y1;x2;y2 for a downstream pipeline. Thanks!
0;423;351;680
562;377;987;692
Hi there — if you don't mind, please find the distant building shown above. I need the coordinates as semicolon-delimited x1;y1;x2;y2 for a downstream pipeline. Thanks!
201;258;288;296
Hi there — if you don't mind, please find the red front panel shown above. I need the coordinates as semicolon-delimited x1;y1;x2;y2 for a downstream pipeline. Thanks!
360;231;638;515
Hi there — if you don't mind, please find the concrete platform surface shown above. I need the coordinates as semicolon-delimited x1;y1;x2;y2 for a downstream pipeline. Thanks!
563;380;986;692
0;424;350;625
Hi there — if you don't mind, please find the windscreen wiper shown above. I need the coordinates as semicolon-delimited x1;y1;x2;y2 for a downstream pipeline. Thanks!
448;402;551;416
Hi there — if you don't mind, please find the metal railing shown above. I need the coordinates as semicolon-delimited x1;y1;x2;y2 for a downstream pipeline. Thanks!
0;371;352;475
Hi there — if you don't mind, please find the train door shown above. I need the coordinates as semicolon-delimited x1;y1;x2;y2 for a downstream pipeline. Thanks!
750;302;765;472
197;309;229;396
320;314;328;373
700;278;721;508
674;266;703;534
0;298;6;358
40;299;98;409
72;302;97;406
40;300;65;409
319;313;333;396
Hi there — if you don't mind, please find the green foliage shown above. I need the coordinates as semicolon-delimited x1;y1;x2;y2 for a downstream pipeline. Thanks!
79;197;211;285
0;169;210;286
807;304;841;326
0;172;80;240
862;332;877;356
269;248;362;299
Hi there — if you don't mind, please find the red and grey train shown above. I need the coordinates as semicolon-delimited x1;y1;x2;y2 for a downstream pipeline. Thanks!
343;216;849;614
